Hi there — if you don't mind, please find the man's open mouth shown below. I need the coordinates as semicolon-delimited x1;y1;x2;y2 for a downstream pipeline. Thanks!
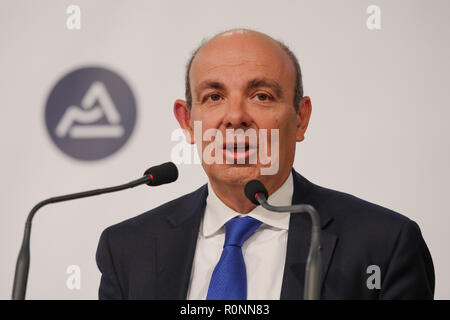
223;142;257;162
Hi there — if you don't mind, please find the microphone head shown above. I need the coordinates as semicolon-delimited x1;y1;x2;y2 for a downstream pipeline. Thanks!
144;162;178;186
244;180;268;205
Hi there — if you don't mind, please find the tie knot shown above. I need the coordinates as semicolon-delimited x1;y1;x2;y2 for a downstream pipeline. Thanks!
224;216;262;247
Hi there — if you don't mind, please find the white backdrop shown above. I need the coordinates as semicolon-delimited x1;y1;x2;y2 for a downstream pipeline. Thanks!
1;0;449;299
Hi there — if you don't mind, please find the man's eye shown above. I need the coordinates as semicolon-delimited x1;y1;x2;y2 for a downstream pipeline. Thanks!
208;94;222;101
255;93;271;101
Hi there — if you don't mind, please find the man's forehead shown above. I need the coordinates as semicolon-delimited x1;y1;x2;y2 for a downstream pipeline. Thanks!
190;31;294;85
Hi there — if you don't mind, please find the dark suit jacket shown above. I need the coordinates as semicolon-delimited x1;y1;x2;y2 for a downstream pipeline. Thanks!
96;169;435;299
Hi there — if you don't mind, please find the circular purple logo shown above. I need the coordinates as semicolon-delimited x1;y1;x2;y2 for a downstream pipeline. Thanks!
45;66;137;160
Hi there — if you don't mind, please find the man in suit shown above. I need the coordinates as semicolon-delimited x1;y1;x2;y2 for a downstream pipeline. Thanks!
96;29;434;299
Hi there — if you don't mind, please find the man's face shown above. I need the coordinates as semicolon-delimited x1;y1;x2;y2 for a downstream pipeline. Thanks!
176;31;310;190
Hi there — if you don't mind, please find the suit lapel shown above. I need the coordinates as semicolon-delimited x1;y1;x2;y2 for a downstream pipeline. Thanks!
280;170;338;300
154;185;208;299
152;170;337;300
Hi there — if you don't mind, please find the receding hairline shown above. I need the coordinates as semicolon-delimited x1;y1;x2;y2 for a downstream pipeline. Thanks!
191;28;292;75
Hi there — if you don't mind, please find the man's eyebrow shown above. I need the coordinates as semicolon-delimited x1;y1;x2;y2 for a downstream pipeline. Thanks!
195;80;226;101
246;78;284;99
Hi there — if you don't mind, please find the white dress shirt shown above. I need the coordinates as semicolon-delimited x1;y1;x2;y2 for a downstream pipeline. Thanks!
186;173;293;300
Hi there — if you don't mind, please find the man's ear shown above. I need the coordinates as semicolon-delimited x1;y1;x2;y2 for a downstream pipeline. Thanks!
173;99;194;144
296;96;312;142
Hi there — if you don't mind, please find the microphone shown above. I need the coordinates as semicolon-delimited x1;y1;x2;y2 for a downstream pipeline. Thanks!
244;179;322;300
144;161;179;186
12;162;178;300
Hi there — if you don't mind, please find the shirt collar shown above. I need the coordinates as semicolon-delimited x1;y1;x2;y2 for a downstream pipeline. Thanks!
203;172;293;237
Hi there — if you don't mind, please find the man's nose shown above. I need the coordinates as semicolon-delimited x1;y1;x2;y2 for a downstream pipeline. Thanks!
223;97;253;129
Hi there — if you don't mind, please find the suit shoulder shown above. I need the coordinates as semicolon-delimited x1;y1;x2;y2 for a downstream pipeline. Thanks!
102;184;207;238
310;182;412;229
308;182;423;255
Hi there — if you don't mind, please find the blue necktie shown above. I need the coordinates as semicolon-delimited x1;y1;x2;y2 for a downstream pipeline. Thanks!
206;216;262;300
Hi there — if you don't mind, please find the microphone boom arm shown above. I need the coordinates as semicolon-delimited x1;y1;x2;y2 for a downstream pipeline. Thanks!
256;194;322;300
12;175;151;300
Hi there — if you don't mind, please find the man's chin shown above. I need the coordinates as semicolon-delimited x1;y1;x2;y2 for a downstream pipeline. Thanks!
206;164;261;185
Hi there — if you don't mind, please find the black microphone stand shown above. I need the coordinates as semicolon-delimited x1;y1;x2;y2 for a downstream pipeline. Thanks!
11;175;151;300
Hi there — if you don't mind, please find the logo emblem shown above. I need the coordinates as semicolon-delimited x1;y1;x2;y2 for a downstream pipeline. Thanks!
45;67;137;160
